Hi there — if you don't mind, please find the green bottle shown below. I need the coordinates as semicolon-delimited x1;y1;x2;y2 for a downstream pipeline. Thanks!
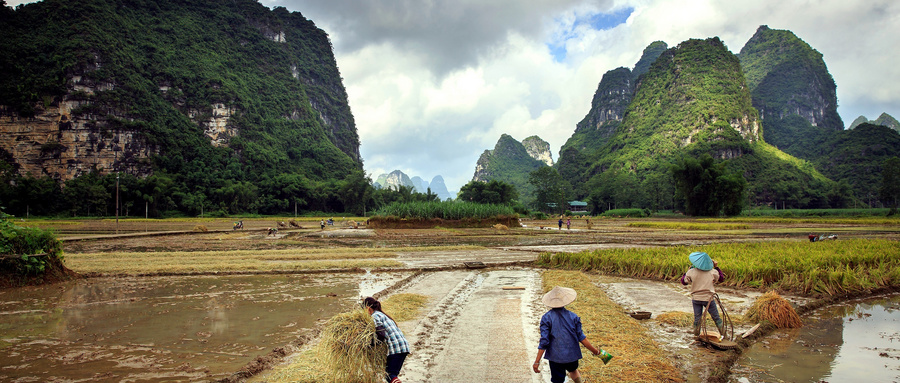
597;349;613;364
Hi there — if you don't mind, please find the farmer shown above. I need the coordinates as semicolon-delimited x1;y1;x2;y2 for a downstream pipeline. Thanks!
566;218;571;230
363;297;410;383
680;251;726;336
558;217;563;230
533;286;602;383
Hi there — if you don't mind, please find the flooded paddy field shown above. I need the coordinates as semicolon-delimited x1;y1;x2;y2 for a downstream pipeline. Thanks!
0;272;409;382
729;293;900;383
3;217;898;382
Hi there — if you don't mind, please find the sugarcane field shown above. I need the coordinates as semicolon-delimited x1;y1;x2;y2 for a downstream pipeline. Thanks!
1;216;899;382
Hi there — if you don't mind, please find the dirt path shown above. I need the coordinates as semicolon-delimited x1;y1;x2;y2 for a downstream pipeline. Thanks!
392;268;547;383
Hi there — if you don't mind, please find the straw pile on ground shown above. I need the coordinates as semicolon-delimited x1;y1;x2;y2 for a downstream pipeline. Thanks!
542;270;684;382
318;309;387;383
258;294;429;383
746;291;802;328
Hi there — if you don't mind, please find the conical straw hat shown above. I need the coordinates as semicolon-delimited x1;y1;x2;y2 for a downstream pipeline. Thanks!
542;286;577;308
689;251;713;271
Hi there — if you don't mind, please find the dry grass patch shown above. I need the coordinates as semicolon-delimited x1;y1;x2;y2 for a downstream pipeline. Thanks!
541;270;684;382
381;293;429;322
65;248;406;274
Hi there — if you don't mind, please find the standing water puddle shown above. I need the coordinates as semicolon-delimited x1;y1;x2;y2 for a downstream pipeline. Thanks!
729;293;900;382
0;272;408;382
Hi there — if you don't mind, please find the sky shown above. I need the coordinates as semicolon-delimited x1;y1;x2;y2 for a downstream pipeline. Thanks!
8;0;900;194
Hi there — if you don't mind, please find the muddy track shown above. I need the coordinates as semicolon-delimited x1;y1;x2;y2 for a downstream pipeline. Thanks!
393;269;545;382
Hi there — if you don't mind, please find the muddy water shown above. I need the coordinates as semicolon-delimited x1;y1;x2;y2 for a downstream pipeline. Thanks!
729;293;900;383
0;273;408;382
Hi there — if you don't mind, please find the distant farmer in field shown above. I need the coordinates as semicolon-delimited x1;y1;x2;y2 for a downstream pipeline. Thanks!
566;218;571;230
681;251;726;336
558;217;563;230
320;219;325;230
363;297;410;383
533;286;602;383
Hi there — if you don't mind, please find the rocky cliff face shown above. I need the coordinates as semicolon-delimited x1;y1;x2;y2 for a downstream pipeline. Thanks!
521;136;553;166
556;41;667;186
473;134;546;182
739;26;843;134
472;134;547;203
0;79;156;180
0;0;361;185
375;170;414;191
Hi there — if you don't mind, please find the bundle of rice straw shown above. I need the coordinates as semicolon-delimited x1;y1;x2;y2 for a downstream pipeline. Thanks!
746;291;803;328
318;309;387;383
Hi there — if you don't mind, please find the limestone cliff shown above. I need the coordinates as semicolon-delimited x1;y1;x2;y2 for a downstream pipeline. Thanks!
375;170;414;191
521;136;554;166
0;0;360;187
428;175;454;201
556;41;667;186
472;134;547;203
739;25;844;143
851;113;900;132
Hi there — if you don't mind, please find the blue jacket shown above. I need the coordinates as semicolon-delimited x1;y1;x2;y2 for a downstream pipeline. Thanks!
538;307;586;363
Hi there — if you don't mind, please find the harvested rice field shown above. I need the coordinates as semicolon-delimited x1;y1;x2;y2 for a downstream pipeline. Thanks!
2;217;898;382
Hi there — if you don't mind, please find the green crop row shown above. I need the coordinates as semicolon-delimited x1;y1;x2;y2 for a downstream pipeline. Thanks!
373;201;516;220
626;222;751;230
535;239;900;297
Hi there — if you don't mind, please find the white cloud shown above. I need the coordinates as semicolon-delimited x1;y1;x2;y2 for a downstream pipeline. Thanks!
264;0;898;192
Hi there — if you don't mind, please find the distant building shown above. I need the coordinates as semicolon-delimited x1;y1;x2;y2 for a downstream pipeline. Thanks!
568;201;588;212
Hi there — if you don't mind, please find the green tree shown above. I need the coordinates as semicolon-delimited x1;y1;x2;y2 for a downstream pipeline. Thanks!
529;167;570;214
63;172;110;216
457;180;518;205
881;157;900;214
338;171;374;216
671;154;746;216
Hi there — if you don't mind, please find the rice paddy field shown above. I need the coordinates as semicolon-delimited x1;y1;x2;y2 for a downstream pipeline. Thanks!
2;214;898;382
535;239;900;296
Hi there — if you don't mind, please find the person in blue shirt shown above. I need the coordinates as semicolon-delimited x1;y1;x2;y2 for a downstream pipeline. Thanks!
532;286;602;383
364;297;410;383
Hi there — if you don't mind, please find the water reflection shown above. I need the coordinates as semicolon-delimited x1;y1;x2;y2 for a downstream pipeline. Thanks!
0;272;408;382
730;294;900;383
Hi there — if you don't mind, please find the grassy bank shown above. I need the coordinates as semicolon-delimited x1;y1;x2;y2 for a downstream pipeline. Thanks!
541;270;683;382
536;239;900;296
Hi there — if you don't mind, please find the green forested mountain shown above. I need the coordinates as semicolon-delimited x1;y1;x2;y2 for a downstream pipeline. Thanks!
739;26;900;203
772;123;900;206
739;26;843;147
0;0;365;216
472;134;549;205
556;41;667;191
850;113;900;132
560;37;839;213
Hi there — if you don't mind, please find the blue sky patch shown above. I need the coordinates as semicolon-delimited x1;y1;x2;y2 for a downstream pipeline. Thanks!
548;7;634;62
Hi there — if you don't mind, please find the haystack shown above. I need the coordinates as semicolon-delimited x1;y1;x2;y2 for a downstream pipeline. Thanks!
492;224;509;230
746;291;802;328
318;309;387;383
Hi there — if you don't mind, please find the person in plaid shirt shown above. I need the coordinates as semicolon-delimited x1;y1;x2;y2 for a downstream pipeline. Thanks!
364;297;410;383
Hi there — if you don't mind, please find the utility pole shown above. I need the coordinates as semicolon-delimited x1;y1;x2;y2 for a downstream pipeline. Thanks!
116;173;120;234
